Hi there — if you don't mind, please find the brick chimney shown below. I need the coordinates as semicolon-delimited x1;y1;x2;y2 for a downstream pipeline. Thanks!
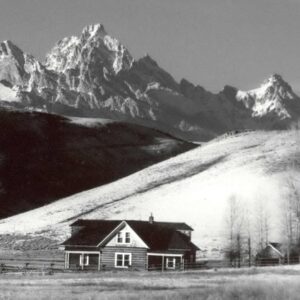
149;213;154;224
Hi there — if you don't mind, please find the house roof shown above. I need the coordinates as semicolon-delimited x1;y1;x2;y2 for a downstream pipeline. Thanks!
63;219;198;251
126;221;198;251
62;221;120;246
70;219;193;231
256;242;284;258
269;242;282;250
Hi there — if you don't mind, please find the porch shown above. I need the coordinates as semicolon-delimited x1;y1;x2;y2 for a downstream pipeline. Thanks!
65;251;100;271
147;253;184;271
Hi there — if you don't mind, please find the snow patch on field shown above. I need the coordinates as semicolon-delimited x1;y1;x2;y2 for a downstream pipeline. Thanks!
67;116;115;127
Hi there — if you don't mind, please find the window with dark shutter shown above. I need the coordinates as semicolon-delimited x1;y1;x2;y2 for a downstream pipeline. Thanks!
117;232;123;243
125;232;130;243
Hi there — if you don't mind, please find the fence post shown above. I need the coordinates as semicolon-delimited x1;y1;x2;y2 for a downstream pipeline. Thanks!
23;263;29;275
248;237;251;267
0;263;5;274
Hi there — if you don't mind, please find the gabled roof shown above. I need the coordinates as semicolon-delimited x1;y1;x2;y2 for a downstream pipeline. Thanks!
125;221;198;251
62;221;120;246
256;242;284;258
63;219;198;251
268;243;284;257
70;219;193;231
269;242;282;250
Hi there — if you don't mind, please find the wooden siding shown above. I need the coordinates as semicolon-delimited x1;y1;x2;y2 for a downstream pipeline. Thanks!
101;247;147;270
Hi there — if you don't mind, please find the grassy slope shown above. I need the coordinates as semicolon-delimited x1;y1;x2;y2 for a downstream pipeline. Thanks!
0;110;194;219
0;130;299;253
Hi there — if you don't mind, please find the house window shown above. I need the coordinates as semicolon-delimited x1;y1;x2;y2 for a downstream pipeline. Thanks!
117;232;131;244
117;232;123;243
79;254;89;266
166;257;176;269
125;232;131;243
115;253;132;268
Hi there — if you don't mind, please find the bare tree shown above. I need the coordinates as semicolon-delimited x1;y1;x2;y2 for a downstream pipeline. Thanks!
279;121;300;263
282;176;300;263
255;200;270;252
225;195;245;267
243;208;253;267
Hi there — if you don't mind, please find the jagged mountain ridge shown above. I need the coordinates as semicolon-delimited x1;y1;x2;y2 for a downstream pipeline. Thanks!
0;24;300;141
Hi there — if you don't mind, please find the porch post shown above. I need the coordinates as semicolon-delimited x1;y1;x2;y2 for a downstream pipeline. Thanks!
64;252;70;269
81;253;84;270
181;255;184;270
98;252;101;271
67;252;70;269
162;256;164;272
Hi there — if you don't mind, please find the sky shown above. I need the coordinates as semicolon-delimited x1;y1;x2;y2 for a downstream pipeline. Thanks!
0;0;300;93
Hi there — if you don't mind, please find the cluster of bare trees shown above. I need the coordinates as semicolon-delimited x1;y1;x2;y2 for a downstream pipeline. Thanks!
225;195;270;267
282;123;300;263
282;178;300;263
224;185;300;267
223;124;300;266
225;196;251;267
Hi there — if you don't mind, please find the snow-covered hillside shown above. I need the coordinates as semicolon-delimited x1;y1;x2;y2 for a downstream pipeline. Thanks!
0;110;193;219
0;130;299;256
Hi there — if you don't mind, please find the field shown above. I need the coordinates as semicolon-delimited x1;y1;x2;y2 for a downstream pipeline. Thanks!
1;266;300;300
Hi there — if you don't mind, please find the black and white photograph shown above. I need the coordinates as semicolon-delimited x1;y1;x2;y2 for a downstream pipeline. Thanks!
0;0;299;299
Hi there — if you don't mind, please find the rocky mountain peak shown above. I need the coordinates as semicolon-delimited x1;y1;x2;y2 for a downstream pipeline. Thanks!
0;40;43;88
258;74;295;99
45;24;133;75
236;74;299;119
81;23;107;41
1;26;300;142
265;73;285;84
261;73;292;91
0;40;25;63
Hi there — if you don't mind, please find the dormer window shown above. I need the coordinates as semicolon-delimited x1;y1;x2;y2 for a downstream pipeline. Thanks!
117;231;131;244
125;232;130;243
117;232;123;243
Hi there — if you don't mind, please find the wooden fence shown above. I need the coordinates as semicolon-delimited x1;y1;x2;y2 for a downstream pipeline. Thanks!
1;256;300;274
0;256;65;274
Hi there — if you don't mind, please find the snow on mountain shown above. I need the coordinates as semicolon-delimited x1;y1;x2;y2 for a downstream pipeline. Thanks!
45;23;134;75
236;74;299;119
0;82;19;102
0;25;300;142
0;130;299;256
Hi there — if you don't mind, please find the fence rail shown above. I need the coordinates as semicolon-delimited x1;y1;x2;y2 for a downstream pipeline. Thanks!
0;257;65;274
1;256;300;274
